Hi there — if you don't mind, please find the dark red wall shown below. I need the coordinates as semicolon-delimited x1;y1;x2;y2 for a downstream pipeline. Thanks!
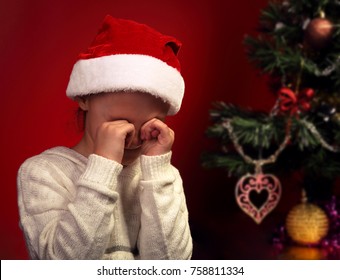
1;0;276;259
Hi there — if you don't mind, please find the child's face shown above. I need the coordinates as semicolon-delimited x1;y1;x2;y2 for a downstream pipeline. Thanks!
80;91;170;165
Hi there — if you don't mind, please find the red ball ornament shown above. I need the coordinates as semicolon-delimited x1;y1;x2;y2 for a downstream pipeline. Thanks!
305;18;334;50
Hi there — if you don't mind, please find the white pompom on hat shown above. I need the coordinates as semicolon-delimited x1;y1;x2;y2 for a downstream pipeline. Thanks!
66;15;185;115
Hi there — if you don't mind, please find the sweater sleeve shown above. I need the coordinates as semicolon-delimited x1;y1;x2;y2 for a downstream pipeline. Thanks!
138;152;193;259
17;154;122;259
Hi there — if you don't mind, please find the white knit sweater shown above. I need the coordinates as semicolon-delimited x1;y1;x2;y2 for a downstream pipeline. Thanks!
17;146;192;260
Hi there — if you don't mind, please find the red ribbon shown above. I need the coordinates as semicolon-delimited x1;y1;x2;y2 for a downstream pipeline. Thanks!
278;87;314;115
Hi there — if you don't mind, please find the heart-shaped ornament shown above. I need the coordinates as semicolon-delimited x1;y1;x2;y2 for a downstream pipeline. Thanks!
235;173;281;224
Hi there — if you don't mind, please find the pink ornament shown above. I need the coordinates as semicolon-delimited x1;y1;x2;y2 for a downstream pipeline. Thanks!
235;173;282;224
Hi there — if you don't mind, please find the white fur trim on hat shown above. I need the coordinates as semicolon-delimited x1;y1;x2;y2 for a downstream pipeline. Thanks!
66;54;185;115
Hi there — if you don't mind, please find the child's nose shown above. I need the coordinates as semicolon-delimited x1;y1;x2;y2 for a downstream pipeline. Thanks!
129;130;143;148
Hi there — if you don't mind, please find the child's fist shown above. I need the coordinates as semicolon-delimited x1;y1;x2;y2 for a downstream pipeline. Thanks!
141;118;174;156
94;120;135;163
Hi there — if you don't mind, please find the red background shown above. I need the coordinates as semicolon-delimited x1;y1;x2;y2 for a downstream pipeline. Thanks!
1;0;307;259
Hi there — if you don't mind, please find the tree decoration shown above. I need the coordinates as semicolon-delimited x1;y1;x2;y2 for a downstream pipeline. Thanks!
314;102;337;122
286;190;330;245
222;119;289;223
273;196;340;259
321;196;340;258
277;87;314;115
235;172;282;224
304;17;334;50
202;0;340;228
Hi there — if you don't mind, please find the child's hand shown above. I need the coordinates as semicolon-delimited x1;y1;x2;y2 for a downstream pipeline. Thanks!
141;118;174;156
94;120;135;163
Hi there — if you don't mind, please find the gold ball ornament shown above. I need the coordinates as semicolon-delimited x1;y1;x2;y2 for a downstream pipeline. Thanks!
304;18;334;50
286;201;329;245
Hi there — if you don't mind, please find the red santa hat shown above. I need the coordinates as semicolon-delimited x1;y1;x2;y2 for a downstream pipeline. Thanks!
66;15;185;115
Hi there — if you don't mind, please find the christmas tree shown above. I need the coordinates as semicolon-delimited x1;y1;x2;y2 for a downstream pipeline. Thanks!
202;0;340;253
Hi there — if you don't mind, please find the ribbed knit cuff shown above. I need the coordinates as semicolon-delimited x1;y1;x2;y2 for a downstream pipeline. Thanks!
79;154;123;190
140;152;173;181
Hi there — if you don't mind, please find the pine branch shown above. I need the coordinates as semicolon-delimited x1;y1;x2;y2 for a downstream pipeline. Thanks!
304;148;340;178
244;0;340;91
206;102;288;148
231;117;278;149
293;119;321;150
203;0;340;188
244;35;304;76
201;152;253;177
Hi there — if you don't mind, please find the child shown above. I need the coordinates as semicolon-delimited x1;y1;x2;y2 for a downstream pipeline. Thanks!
17;15;193;260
